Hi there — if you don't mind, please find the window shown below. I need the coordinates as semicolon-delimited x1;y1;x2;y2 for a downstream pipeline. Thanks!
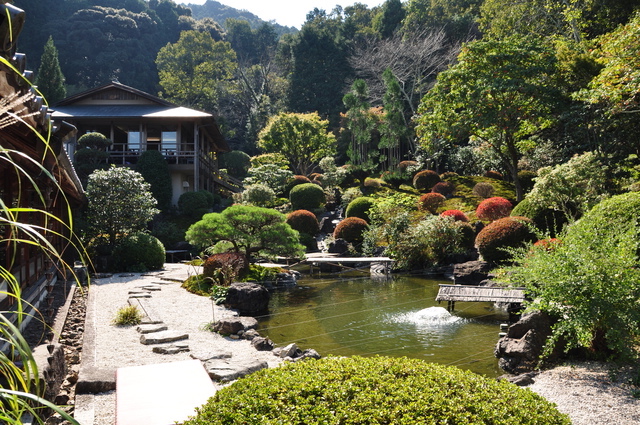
128;131;141;151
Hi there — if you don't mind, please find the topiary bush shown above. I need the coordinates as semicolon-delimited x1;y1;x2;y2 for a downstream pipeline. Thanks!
333;217;368;244
440;209;469;222
475;216;536;264
237;183;276;207
286;210;320;236
182;356;570;425
136;150;172;212
290;183;326;210
432;181;455;197
413;169;441;192
345;196;376;222
111;232;165;272
417;192;446;214
511;197;568;237
398;160;418;172
286;175;312;195
220;150;251;178
440;171;458;181
476;196;513;221
472;182;495;199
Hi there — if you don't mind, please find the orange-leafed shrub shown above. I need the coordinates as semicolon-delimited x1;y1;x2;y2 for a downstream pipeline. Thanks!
417;193;446;214
476;197;513;221
475;216;536;264
440;209;469;222
286;210;320;236
203;252;248;286
484;170;503;180
432;181;456;197
413;170;441;192
333;217;369;244
533;238;562;251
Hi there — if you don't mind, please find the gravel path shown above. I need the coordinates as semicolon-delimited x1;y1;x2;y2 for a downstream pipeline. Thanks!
81;264;640;425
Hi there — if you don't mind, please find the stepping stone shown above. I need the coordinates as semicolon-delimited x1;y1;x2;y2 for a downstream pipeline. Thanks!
190;351;233;361
116;360;215;425
129;298;162;324
140;331;188;345
128;290;150;295
128;293;151;299
137;284;162;291
136;324;168;334
204;359;268;382
152;343;190;354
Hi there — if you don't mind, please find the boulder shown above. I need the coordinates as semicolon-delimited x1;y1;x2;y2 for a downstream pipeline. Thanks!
453;261;491;285
327;238;349;254
224;282;270;315
211;317;258;335
204;359;269;382
251;336;275;351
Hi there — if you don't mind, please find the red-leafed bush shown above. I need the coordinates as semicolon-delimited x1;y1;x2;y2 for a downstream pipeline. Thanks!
333;217;369;244
475;216;536;264
286;210;320;236
440;209;469;222
484;170;503;180
476;197;513;221
413;170;441;192
417;193;446;214
203;252;248;286
533;238;562;251
432;181;455;197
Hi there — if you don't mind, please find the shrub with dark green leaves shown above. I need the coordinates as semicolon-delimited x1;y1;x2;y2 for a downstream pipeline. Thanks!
220;150;251;178
412;169;441;192
286;210;320;236
203;252;248;286
511;197;568;237
380;169;411;187
178;190;214;219
476;216;536;264
432;181;455;197
136;150;172;211
345;197;375;222
182;356;570;425
112;232;165;272
417;192;446;214
289;183;325;210
333;217;368;244
476;196;513;221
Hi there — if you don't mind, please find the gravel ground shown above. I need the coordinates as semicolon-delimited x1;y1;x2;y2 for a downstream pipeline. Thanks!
82;263;640;425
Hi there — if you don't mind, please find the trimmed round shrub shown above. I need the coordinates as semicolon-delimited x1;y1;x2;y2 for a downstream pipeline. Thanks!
289;183;326;210
476;216;537;264
182;356;570;425
363;177;382;189
220;150;251;178
417;192;446;214
440;209;469;222
112;232;165;272
333;217;368;244
413;169;441;192
476;196;513;221
472;182;495;199
440;171;458;180
240;183;276;207
517;169;537;193
286;210;319;236
432;181;455;197
485;170;503;180
511;197;568;237
398;160;418;172
345;196;376;222
309;172;324;181
286;175;312;195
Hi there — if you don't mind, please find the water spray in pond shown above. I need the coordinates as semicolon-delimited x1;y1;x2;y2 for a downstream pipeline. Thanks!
393;307;464;326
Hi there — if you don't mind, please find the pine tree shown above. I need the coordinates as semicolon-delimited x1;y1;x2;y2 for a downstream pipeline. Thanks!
35;36;66;104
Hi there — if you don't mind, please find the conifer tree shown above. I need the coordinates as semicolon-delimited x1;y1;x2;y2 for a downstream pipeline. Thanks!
35;36;66;104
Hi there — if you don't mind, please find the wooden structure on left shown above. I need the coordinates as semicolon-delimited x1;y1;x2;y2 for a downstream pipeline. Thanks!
0;2;85;332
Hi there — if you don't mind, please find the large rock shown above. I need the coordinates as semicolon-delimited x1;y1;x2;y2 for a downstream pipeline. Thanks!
211;316;258;335
204;359;269;382
494;311;554;374
224;282;270;315
453;261;491;285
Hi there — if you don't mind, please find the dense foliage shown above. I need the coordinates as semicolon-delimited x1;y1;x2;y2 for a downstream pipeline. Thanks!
286;210;320;236
476;197;513;221
289;183;326;211
476;216;536;264
185;205;305;261
136;150;173;212
202;252;248;286
505;192;640;359
345;196;375;222
441;209;469;222
412;169;441;192
111;232;165;272
183;356;570;425
333;217;369;244
417;193;446;214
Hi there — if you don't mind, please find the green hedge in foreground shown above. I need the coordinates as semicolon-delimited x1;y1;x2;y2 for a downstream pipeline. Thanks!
184;356;570;425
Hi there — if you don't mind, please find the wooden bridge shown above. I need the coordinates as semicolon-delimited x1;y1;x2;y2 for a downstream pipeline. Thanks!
435;284;526;312
301;255;394;277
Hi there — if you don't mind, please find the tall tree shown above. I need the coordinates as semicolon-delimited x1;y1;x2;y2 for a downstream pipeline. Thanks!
416;38;563;201
35;35;66;104
342;79;379;170
372;0;405;38
156;30;238;112
379;68;409;168
257;112;337;176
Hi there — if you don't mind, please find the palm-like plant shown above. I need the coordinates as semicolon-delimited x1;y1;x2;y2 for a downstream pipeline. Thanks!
1;53;83;424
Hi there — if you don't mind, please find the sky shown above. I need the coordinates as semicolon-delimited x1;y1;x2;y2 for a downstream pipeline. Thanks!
178;1;385;29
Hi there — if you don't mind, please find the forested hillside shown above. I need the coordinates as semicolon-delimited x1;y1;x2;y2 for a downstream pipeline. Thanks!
14;0;640;164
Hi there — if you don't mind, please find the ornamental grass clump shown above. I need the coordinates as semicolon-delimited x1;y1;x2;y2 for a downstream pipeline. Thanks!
476;216;537;264
112;305;144;326
476;196;513;221
182;356;570;425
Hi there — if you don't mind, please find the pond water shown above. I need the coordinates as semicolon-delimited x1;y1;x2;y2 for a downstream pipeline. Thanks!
256;274;508;377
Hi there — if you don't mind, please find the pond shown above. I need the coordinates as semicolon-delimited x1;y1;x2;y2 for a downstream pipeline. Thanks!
256;274;508;377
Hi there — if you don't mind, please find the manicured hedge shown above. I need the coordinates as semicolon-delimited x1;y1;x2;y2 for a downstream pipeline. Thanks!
333;217;368;244
441;209;469;222
183;356;570;425
289;183;325;210
112;232;165;272
345;196;375;222
417;192;446;214
286;210;320;236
